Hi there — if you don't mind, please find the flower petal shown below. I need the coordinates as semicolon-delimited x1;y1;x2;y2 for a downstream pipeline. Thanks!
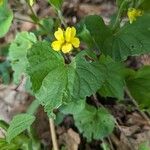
71;37;80;48
65;27;72;42
51;41;62;51
62;43;73;53
65;27;76;42
54;28;64;41
71;27;76;37
127;8;143;24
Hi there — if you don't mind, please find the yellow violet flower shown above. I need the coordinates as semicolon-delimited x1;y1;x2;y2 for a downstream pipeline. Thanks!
51;27;80;53
127;8;143;24
0;0;3;6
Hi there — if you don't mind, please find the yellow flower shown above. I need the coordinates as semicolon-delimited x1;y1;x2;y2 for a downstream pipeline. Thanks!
0;0;3;6
51;27;80;53
127;8;143;24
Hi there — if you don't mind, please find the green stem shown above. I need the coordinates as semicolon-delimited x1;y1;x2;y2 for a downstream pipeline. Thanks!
27;100;40;115
112;0;129;31
25;0;48;33
125;87;150;125
26;0;39;21
57;10;67;28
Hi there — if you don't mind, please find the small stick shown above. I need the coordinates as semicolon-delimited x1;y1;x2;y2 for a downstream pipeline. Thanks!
49;118;59;150
115;121;135;150
107;137;115;150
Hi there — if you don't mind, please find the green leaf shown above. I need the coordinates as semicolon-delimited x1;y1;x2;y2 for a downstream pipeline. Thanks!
0;138;19;150
0;120;9;131
48;0;63;10
68;51;104;99
9;32;37;84
60;99;86;115
0;61;11;84
74;105;115;141
78;15;111;53
139;0;150;12
27;42;105;117
99;55;125;99
104;14;150;61
27;41;67;117
139;141;150;150
6;114;35;143
80;14;150;61
0;6;13;37
126;66;150;109
37;17;54;37
27;100;40;115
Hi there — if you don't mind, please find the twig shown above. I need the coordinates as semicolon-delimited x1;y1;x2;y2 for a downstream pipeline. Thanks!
125;88;150;125
107;137;115;150
49;118;59;150
92;94;102;107
115;121;136;150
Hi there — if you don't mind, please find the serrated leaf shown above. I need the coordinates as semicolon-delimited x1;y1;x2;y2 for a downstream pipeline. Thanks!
99;55;125;99
126;66;150;109
9;32;37;84
80;14;150;61
6;114;35;143
74;105;115;141
0;6;13;37
27;41;67;117
27;42;105;117
68;51;104;99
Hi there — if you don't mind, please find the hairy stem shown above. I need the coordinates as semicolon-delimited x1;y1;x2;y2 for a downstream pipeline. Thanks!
49;118;59;150
58;10;67;28
112;0;129;31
